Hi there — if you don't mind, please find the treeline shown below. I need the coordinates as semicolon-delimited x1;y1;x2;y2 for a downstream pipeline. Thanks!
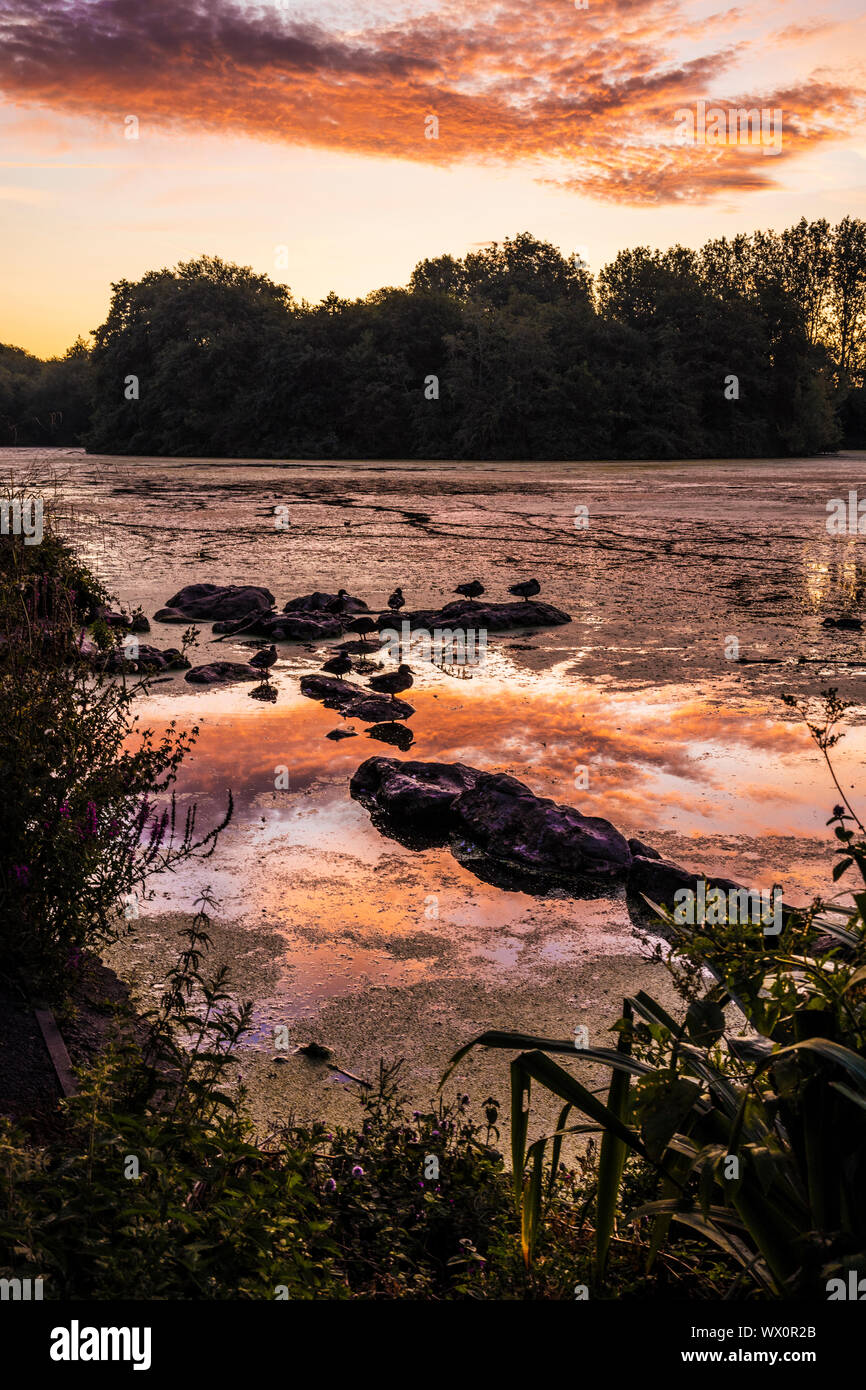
0;338;92;447
4;219;866;458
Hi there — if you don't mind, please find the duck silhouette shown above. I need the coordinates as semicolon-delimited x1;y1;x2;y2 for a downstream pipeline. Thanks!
367;663;413;696
322;653;353;680
387;587;405;612
249;644;278;677
454;579;484;604
508;579;541;602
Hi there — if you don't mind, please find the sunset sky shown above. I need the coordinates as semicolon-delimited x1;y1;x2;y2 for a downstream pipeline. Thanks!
1;0;865;357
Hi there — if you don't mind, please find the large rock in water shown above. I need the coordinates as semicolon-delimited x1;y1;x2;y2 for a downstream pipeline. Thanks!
451;772;632;890
285;591;368;614
156;584;275;622
350;758;630;888
378;598;571;633
300;674;414;723
351;758;480;845
214;611;344;641
185;661;261;685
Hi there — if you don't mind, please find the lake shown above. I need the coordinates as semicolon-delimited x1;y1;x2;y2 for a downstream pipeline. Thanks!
8;446;866;1136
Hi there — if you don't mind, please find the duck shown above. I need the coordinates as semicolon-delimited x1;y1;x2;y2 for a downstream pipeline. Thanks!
321;653;353;680
249;644;278;677
387;587;405;612
508;578;541;602
347;615;378;641
367;663;413;696
454;579;485;604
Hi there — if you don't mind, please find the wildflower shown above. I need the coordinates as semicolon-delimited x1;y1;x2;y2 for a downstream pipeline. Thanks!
12;865;30;886
351;1165;364;1178
59;802;70;818
324;1178;337;1193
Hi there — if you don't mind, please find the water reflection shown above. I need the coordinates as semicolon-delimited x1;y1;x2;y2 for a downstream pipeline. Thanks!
160;675;838;840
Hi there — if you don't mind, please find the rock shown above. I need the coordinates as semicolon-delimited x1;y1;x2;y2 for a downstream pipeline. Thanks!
161;648;191;669
130;614;151;633
184;661;261;685
822;615;863;631
284;591;368;614
260;612;344;641
326;728;358;741
101;609;131;628
213;611;344;642
451;772;632;890
95;644;190;674
627;855;695;910
153;607;189;623
627;837;662;860
293;1042;332;1059
379;598;571;633
350;758;480;845
300;674;414;723
160;583;275;621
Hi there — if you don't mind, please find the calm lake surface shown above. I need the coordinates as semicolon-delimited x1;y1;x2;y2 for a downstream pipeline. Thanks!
8;447;866;1117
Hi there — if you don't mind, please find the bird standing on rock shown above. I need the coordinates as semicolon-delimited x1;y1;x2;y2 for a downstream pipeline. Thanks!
387;587;405;612
322;653;353;680
367;663;413;696
508;578;541;602
454;580;485;604
249;644;278;678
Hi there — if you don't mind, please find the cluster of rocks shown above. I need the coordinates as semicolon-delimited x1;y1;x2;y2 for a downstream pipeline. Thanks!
98;608;151;634
77;632;190;675
99;644;190;675
154;585;365;643
350;757;795;926
300;673;414;724
376;597;571;633
153;584;573;646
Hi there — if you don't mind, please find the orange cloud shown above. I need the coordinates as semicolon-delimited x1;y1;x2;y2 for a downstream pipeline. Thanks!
0;0;863;205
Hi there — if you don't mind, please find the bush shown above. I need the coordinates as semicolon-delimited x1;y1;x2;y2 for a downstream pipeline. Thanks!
0;490;231;997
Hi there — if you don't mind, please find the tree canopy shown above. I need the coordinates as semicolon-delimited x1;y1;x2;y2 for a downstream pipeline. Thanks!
3;223;863;458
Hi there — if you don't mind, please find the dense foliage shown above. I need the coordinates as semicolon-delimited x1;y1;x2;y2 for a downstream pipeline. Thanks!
3;219;865;458
0;497;230;997
0;909;735;1300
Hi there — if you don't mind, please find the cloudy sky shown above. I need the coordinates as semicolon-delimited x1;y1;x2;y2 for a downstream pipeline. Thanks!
1;0;865;355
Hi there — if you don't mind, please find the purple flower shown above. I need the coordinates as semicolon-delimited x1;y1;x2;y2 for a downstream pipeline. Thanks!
59;802;70;818
12;864;29;886
351;1165;364;1178
324;1178;337;1193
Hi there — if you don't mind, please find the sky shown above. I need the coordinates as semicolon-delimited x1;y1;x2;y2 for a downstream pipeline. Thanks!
1;0;865;357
